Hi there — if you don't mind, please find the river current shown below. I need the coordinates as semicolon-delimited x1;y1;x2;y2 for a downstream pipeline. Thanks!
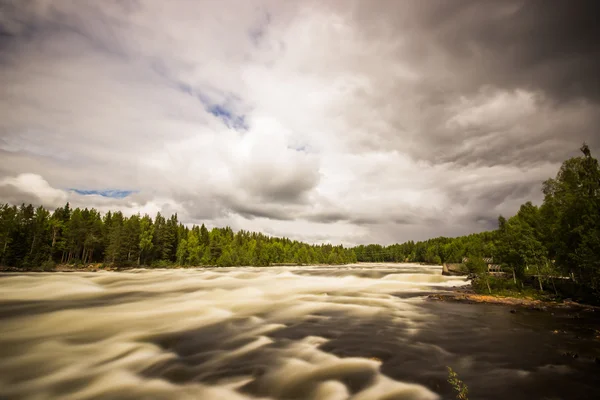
1;263;599;399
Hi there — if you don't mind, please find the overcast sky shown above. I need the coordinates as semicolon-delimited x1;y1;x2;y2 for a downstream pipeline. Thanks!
1;0;599;245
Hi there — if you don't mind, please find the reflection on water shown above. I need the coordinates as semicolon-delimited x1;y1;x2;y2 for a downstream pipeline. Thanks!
0;264;598;399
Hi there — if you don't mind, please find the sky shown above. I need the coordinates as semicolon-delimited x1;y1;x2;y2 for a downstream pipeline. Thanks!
0;0;599;246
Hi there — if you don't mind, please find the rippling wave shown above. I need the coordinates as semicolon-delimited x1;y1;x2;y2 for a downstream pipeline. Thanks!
1;264;598;399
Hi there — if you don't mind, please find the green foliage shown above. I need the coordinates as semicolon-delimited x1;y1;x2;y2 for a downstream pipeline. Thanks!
484;143;600;299
465;144;600;302
473;275;516;293
472;275;550;300
467;256;491;294
541;143;600;289
495;207;547;283
352;231;497;264
447;367;469;400
534;260;560;293
40;259;55;271
139;215;154;265
150;259;172;268
465;256;486;274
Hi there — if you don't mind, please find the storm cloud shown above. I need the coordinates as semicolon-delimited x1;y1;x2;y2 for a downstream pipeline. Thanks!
0;0;598;245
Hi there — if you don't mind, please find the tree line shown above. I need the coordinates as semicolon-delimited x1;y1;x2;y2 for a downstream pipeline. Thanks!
352;231;496;265
0;200;497;270
0;204;357;269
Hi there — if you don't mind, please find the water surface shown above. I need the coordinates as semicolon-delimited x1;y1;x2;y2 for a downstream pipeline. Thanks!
1;263;599;399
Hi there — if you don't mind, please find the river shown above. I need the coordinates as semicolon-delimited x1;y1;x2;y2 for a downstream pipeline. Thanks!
1;263;599;399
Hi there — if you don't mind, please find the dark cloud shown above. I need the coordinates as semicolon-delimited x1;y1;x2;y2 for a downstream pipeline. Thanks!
337;0;600;168
349;216;380;226
392;216;420;225
311;211;422;227
457;0;600;102
237;162;320;204
474;181;538;207
304;210;349;224
357;0;600;102
348;214;420;227
222;198;295;221
0;0;131;61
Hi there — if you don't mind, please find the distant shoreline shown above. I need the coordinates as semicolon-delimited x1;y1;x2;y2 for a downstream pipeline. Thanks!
0;261;441;273
0;264;194;273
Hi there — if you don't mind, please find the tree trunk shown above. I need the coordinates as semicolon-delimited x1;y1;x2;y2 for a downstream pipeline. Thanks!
1;240;7;265
51;229;57;248
551;277;558;296
30;234;36;255
486;277;491;294
512;268;517;284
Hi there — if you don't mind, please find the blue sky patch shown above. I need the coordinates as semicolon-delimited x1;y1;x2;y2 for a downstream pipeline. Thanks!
207;104;249;131
173;81;249;131
70;189;135;198
288;145;309;153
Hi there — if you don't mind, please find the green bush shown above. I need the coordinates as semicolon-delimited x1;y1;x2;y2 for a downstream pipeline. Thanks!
40;260;55;271
482;275;518;290
473;275;551;299
447;367;469;400
150;259;173;268
465;256;486;273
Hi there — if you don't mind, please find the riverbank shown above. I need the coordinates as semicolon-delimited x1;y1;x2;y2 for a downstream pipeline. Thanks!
428;289;599;310
0;264;132;272
0;262;355;272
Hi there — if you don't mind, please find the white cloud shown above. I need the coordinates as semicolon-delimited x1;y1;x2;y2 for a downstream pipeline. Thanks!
447;89;538;130
0;174;68;207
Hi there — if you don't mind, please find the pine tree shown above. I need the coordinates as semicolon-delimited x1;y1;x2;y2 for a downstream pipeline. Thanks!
105;211;125;264
139;215;154;265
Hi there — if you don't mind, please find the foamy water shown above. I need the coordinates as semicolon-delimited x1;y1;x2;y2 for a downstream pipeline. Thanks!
1;264;598;399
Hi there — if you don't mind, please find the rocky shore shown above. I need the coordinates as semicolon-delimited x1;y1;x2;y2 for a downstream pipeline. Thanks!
0;264;128;272
428;290;598;311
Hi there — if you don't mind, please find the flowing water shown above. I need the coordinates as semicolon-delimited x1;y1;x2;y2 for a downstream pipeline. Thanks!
1;263;599;400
